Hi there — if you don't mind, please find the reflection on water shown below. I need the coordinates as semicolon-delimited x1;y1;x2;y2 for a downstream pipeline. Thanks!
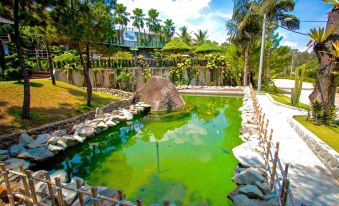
37;95;242;206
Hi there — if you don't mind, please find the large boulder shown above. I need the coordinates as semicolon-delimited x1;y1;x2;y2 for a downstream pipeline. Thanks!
132;76;185;112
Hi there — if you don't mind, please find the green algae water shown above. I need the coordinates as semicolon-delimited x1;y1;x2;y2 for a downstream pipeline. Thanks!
40;95;242;205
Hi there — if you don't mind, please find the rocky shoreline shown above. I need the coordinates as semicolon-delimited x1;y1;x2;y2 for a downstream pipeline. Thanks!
0;102;151;170
228;87;279;206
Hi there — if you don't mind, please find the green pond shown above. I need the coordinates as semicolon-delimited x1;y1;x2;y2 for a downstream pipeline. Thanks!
39;95;243;205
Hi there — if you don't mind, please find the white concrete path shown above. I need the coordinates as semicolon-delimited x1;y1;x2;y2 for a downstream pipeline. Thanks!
257;94;339;206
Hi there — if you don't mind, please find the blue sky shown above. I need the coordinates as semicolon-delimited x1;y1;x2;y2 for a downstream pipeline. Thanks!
121;0;333;51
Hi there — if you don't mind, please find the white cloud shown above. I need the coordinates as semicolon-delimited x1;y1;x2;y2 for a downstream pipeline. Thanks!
281;40;297;47
119;0;231;44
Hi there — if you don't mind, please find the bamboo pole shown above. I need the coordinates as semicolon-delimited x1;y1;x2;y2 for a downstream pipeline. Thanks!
269;142;280;190
55;177;64;206
0;164;15;206
91;187;100;206
136;199;143;206
281;179;290;206
45;173;56;206
280;164;290;198
26;170;39;205
163;200;170;206
19;165;32;206
76;179;85;206
264;133;272;168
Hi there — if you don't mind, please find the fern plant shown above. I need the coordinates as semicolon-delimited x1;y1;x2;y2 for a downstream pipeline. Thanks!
311;99;322;125
307;27;334;49
322;0;339;8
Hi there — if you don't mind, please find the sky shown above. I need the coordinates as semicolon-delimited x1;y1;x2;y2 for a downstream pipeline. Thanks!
120;0;333;52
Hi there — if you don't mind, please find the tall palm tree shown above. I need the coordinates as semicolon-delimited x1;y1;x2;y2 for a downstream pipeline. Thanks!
162;19;175;42
146;8;161;33
131;8;145;45
177;26;192;45
114;3;130;29
255;0;300;81
194;29;208;45
226;0;261;86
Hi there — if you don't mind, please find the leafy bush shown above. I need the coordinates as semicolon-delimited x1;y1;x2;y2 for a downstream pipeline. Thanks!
4;68;22;81
310;99;337;126
53;50;80;70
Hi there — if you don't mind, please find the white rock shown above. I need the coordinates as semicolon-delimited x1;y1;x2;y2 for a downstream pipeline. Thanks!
19;132;34;146
96;121;107;129
47;144;65;153
105;120;116;127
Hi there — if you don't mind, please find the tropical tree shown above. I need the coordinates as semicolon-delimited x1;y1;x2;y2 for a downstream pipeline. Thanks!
52;0;113;106
194;29;208;46
226;0;262;86
308;1;339;111
256;0;300;82
131;8;145;45
131;8;145;33
114;3;130;28
162;19;175;42
146;8;162;33
177;26;193;45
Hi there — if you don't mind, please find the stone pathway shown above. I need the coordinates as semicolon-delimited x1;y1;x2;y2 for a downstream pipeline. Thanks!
256;94;339;206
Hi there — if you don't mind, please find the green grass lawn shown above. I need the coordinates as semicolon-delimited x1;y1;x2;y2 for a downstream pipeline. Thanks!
0;80;122;135
294;116;339;152
269;93;311;110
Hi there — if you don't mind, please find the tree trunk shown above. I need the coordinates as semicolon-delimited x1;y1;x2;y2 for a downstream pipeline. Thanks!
243;44;249;86
14;0;30;119
309;7;339;110
0;41;6;79
85;43;92;106
46;41;56;85
265;46;271;82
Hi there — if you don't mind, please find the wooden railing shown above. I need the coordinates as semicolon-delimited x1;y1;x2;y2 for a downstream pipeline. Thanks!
0;163;170;206
248;84;298;206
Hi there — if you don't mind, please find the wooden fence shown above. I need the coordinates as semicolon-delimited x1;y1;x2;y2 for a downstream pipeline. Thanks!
0;163;170;206
249;85;297;206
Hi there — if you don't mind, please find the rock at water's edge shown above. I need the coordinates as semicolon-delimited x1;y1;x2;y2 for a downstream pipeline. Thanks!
132;76;185;112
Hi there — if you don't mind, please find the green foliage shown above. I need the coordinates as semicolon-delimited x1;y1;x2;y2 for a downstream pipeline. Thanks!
162;38;191;53
307;27;335;49
269;46;292;77
291;65;305;106
322;0;339;8
206;54;226;70
53;50;80;70
137;55;151;82
195;41;222;54
311;99;337;126
117;69;134;81
177;26;193;45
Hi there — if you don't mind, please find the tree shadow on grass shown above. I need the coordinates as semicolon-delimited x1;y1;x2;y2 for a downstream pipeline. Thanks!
14;81;44;88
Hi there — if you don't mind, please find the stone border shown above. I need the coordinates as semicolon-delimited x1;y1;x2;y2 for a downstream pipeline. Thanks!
287;117;339;179
265;93;308;114
0;99;132;149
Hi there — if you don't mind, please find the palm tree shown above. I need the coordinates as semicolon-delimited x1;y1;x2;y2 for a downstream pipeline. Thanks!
309;1;339;111
194;29;208;45
146;8;161;33
226;0;261;86
114;3;130;29
131;8;145;45
162;19;175;42
177;26;193;45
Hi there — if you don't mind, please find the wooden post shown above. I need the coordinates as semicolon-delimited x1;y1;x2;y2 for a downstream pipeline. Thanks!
0;164;15;206
136;199;143;206
55;177;64;206
91;187;100;206
19;165;32;206
76;179;85;206
281;179;290;206
264;129;273;168
163;200;170;206
280;164;290;198
26;170;38;205
45;173;56;206
117;190;124;201
262;119;269;146
269;142;280;190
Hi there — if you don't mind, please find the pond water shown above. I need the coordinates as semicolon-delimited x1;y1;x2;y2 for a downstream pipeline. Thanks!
38;95;243;206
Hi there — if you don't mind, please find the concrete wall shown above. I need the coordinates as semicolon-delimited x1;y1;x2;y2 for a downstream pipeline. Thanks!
54;67;227;91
